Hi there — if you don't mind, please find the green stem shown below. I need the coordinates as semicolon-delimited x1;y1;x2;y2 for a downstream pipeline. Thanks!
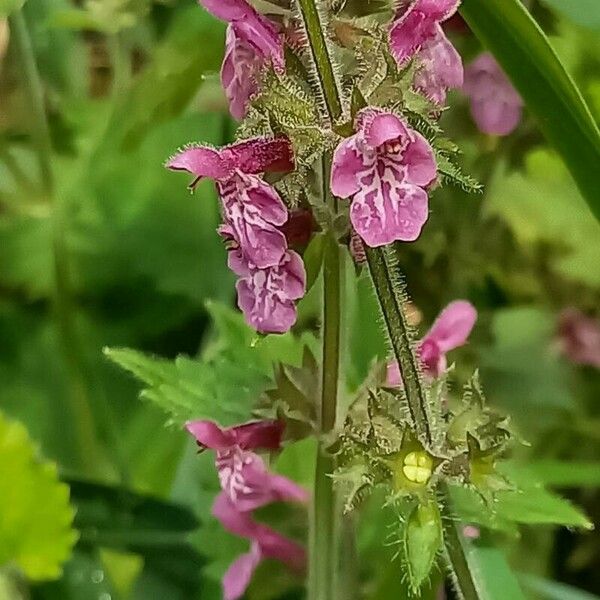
310;231;342;600
441;490;480;600
364;245;432;446
295;0;344;123
10;10;105;473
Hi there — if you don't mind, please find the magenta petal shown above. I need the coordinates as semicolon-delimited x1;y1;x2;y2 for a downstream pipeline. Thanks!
186;421;233;449
359;110;410;148
233;420;284;451
213;492;258;537
389;9;433;66
199;0;254;21
225;137;294;175
268;473;309;504
417;0;460;21
424;300;477;353
222;542;262;600
471;99;522;136
558;309;600;368
331;136;363;198
418;338;446;377
351;184;429;247
404;133;438;187
166;146;230;181
254;524;306;571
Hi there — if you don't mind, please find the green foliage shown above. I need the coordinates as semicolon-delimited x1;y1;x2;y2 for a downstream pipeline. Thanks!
106;302;315;426
520;574;600;600
0;0;25;17
460;0;600;219
0;412;77;580
486;149;600;287
539;0;600;31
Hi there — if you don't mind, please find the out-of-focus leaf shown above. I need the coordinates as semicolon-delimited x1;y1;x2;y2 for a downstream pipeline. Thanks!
527;461;600;488
460;0;600;220
539;0;600;31
0;0;24;17
480;307;574;428
105;302;315;426
31;548;120;600
0;412;77;580
519;574;600;600
486;150;600;287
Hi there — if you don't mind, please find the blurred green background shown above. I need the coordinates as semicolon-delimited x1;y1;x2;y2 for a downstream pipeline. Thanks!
0;0;599;598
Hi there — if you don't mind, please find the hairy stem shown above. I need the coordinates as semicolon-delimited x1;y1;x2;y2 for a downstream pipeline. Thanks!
364;245;432;446
310;230;342;600
295;0;344;123
10;10;105;473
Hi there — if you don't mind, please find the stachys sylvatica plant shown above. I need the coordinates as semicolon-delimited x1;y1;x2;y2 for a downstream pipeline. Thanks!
103;0;591;599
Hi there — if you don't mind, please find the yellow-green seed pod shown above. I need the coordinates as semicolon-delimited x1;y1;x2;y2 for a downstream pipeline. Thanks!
404;500;443;594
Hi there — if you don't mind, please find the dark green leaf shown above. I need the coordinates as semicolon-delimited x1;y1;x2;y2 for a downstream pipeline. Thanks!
460;0;600;220
519;574;600;600
539;0;600;31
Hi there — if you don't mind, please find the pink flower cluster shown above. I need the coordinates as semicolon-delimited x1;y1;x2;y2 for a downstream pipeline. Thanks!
463;53;523;136
187;420;307;600
167;137;306;334
389;0;464;105
558;308;600;369
331;108;437;247
199;0;284;119
387;300;477;384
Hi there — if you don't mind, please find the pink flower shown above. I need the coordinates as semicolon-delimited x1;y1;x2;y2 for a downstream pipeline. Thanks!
187;421;307;600
387;300;477;384
229;247;306;334
213;493;306;600
331;108;437;247
463;53;523;136
186;420;308;511
199;0;284;119
557;308;600;369
389;0;463;105
167;137;293;269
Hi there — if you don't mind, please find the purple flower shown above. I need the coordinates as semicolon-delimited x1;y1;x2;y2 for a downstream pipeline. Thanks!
199;0;284;119
187;420;307;600
229;247;306;334
331;108;437;247
463;53;523;136
186;420;308;511
387;300;477;384
389;0;463;105
167;137;293;269
557;308;600;369
213;493;306;600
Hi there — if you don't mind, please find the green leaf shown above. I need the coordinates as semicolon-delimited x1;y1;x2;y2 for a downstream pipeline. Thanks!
0;0;25;17
527;461;600;488
486;150;600;287
0;412;77;580
105;302;314;426
460;0;600;220
539;0;600;31
519;574;600;600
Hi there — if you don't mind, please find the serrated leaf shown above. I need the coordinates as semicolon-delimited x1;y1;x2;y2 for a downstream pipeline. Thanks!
105;302;314;426
0;412;77;580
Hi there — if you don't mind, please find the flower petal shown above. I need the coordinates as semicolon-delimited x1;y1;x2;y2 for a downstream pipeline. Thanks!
186;420;233;449
358;109;410;148
331;135;364;198
222;541;262;600
212;492;258;537
219;173;288;269
166;146;230;181
254;524;306;571
232;420;284;451
403;132;438;187
351;183;429;247
225;137;294;175
268;473;310;504
424;300;477;353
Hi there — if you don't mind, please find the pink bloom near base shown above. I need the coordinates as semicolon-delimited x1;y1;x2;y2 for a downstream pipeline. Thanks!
331;108;437;247
186;420;307;600
387;300;477;384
